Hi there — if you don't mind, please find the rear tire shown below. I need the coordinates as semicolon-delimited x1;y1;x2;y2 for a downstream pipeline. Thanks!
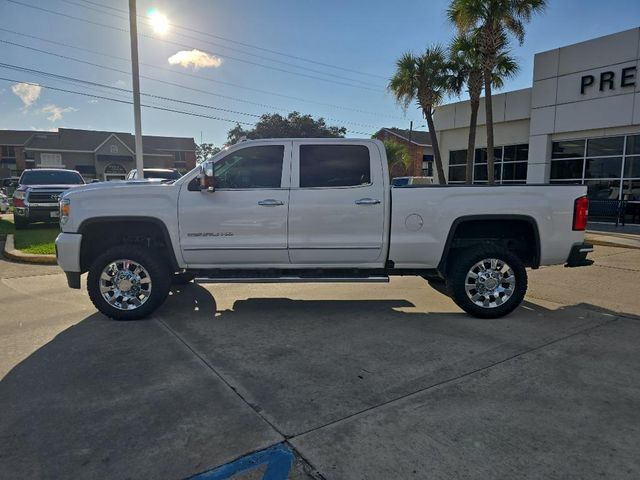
87;245;171;320
446;245;527;319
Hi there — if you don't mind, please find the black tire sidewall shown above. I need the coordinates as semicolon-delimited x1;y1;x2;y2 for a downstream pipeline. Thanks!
87;245;171;320
447;246;527;319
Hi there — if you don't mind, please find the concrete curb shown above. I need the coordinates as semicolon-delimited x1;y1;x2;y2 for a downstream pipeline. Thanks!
585;233;640;250
3;234;58;265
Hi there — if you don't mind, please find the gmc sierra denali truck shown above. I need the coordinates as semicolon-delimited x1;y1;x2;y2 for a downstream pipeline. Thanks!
55;139;593;321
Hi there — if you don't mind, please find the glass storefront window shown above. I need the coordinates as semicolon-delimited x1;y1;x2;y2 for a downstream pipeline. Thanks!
622;179;640;201
502;162;528;181
626;135;640;155
448;165;466;182
552;140;585;159
550;159;583;179
585;179;621;200
449;150;467;166
586;136;624;157
624;156;640;178
584;157;622;179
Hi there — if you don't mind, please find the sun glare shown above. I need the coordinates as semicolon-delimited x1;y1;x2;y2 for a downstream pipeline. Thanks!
147;8;170;35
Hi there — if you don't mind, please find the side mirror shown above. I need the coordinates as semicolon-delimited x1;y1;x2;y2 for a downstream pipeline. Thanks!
200;162;216;192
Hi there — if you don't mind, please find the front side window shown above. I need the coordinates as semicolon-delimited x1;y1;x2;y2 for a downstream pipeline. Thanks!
214;145;284;189
299;145;370;188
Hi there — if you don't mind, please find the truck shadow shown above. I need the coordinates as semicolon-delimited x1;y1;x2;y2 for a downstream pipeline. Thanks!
0;282;631;478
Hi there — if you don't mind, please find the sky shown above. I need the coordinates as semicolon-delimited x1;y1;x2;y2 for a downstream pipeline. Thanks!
0;0;639;146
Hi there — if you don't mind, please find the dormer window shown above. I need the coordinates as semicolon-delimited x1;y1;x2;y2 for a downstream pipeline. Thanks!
110;144;118;153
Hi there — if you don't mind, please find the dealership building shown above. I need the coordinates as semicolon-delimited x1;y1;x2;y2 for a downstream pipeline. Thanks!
433;27;639;209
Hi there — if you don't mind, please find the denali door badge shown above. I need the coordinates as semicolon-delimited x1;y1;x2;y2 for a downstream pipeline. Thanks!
187;232;234;237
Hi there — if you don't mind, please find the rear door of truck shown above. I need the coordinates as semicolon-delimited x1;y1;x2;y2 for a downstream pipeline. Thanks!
288;140;387;265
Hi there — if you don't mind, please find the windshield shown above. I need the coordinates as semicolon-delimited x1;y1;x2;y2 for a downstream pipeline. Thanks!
144;170;181;180
20;170;85;185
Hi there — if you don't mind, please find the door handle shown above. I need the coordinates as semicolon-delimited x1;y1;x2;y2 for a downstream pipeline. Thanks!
355;198;381;205
258;199;284;206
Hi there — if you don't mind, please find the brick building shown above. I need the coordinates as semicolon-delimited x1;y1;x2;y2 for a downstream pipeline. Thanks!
0;128;196;181
373;128;434;178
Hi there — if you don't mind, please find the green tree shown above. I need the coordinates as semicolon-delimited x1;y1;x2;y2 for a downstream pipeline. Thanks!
196;143;221;164
383;139;412;177
449;32;518;183
227;112;346;144
448;0;546;184
388;45;450;184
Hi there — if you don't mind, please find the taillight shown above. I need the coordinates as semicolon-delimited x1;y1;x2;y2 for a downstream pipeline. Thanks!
13;197;25;208
573;196;588;231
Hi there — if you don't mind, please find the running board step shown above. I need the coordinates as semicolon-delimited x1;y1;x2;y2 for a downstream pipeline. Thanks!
195;276;390;284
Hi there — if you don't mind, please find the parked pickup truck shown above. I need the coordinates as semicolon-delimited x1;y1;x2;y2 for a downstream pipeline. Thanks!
55;139;593;320
13;169;85;229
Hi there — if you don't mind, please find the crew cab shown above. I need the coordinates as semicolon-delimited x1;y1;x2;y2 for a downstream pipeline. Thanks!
13;169;85;229
55;139;592;321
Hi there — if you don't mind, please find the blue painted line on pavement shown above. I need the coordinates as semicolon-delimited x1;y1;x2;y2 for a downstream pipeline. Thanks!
189;443;294;480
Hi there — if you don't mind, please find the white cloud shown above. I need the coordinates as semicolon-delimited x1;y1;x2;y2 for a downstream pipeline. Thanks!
12;83;42;107
88;99;99;104
168;49;222;69
40;104;77;122
113;79;127;88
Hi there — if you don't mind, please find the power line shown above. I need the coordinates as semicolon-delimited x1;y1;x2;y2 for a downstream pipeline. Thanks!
57;0;385;88
0;40;381;129
5;0;384;92
0;27;403;120
73;0;389;80
0;74;374;136
0;76;257;126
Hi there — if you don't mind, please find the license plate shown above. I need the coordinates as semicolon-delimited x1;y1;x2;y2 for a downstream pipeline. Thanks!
50;211;59;218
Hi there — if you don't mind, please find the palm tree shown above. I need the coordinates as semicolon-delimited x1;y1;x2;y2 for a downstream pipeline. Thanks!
389;45;450;185
448;0;546;184
383;139;412;177
449;33;518;183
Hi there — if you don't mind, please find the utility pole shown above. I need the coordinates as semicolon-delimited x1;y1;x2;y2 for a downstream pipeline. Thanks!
128;0;144;178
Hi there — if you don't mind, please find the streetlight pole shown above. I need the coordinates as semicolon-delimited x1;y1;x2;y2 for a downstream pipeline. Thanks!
128;0;144;178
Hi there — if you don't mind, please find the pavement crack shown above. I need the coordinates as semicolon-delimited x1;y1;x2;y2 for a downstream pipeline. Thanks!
155;318;287;439
288;316;619;440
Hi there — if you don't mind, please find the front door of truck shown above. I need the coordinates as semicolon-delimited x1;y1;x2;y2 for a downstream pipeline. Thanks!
178;141;291;266
288;141;386;266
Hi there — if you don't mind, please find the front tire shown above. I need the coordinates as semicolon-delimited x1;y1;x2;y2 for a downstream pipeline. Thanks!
446;245;527;319
87;245;171;320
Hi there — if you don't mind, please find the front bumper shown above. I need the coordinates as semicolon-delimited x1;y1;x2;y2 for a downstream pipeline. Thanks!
55;232;83;288
565;242;594;267
15;205;60;222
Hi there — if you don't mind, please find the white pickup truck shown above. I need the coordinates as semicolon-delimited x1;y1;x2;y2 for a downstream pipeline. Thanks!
55;138;593;320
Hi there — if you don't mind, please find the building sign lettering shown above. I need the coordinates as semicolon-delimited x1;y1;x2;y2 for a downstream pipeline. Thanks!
580;66;636;94
104;163;126;174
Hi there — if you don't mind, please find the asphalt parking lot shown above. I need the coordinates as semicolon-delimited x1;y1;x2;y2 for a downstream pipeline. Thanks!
1;245;639;479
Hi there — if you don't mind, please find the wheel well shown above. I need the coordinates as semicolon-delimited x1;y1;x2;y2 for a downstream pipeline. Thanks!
439;217;540;274
79;219;178;273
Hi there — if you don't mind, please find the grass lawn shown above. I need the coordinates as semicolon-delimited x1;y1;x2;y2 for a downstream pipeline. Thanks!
14;226;60;255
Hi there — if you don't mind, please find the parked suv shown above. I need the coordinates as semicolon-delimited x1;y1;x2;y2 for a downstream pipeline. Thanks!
1;176;20;199
13;169;85;229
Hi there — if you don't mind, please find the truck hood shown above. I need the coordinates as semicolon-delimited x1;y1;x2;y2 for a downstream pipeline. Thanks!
24;184;85;191
62;180;172;196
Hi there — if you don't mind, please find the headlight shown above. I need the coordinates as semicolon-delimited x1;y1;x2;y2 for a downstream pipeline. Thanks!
60;198;70;225
14;190;25;200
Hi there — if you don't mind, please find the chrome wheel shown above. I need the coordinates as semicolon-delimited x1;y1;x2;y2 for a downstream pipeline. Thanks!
99;259;152;311
464;258;516;309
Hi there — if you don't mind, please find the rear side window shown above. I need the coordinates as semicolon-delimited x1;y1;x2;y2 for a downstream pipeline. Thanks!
299;145;370;188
